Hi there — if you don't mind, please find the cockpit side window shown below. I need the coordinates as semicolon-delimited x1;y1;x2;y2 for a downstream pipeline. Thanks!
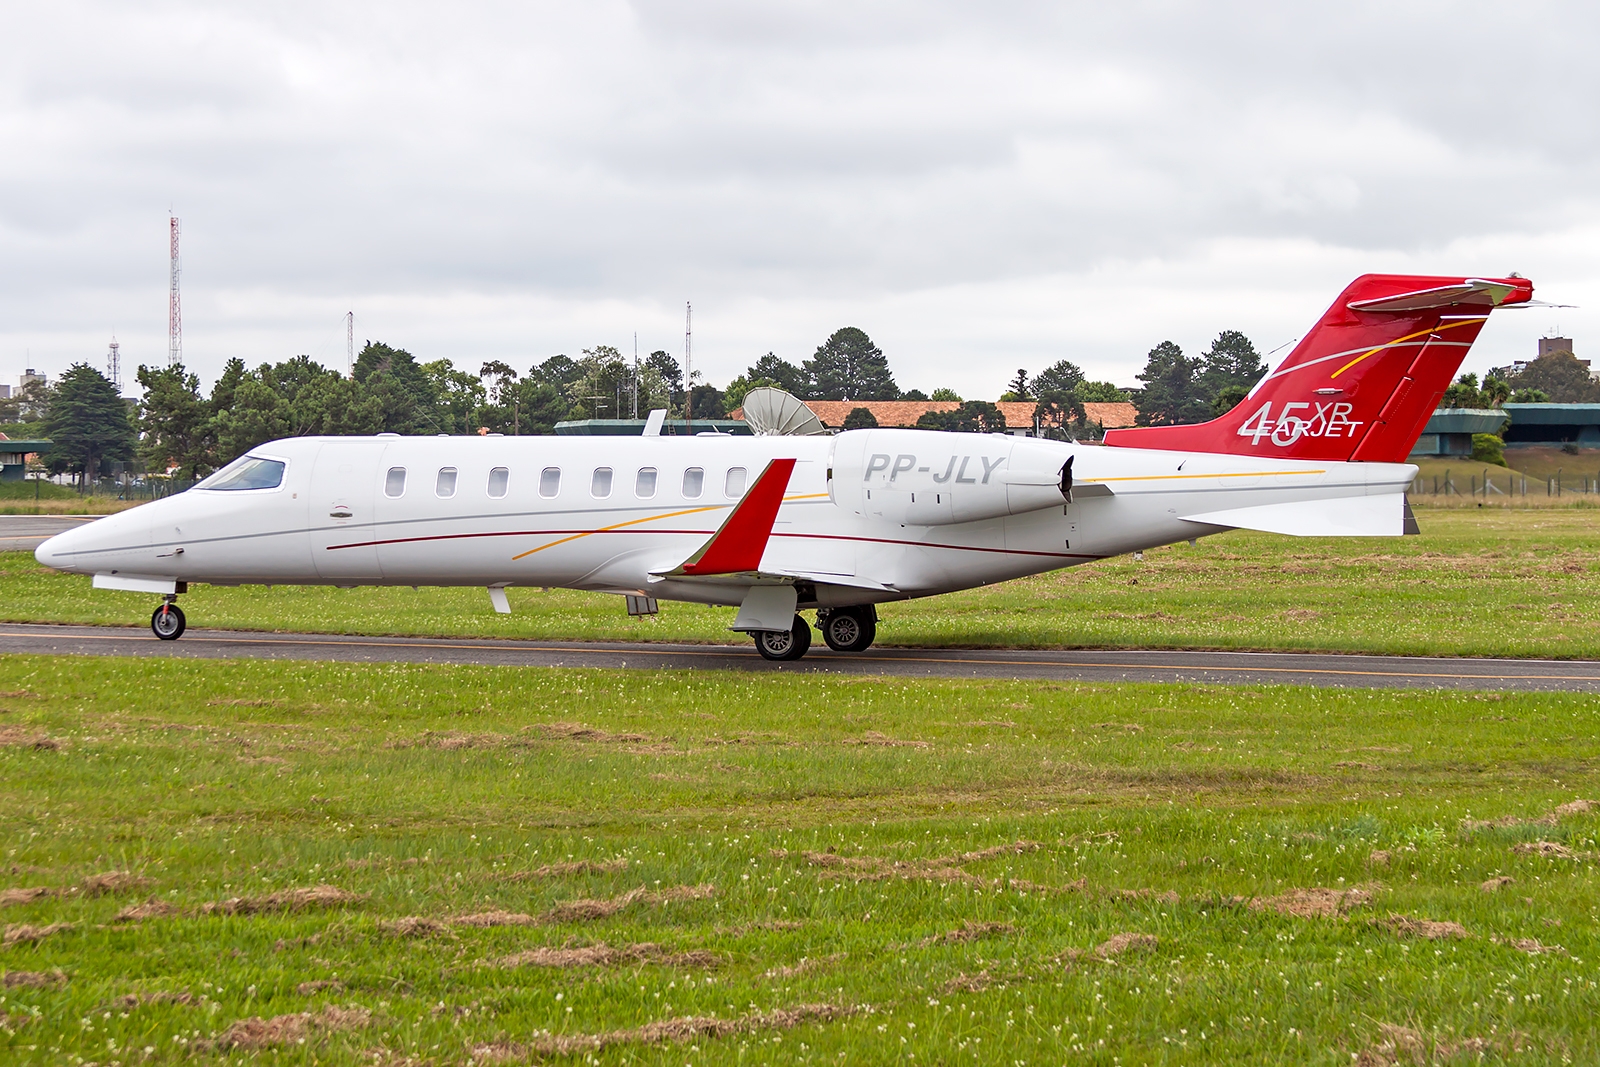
195;456;286;491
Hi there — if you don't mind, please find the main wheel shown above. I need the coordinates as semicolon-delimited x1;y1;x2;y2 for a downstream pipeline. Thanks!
754;615;812;661
820;607;876;652
151;603;186;641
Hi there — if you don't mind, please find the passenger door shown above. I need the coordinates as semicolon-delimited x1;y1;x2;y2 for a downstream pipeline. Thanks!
310;439;385;580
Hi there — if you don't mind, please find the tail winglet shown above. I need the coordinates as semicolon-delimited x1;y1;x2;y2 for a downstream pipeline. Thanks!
671;458;797;576
1103;274;1533;463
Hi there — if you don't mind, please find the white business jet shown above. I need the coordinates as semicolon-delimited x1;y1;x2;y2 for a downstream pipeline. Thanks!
36;274;1532;659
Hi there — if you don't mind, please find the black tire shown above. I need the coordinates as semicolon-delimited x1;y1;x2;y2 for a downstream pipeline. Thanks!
821;607;876;652
151;603;186;641
754;615;812;661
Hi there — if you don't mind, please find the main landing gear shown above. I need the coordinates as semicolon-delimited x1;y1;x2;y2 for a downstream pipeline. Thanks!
151;596;186;641
818;605;876;653
754;615;812;661
753;606;877;662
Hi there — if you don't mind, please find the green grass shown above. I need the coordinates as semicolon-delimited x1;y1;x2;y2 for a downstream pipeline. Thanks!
6;507;1599;657
2;656;1599;1063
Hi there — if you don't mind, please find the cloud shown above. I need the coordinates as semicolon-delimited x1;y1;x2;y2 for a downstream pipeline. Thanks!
1;0;1595;393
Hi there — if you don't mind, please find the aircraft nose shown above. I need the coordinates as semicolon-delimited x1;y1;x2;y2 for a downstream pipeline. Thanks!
33;514;134;574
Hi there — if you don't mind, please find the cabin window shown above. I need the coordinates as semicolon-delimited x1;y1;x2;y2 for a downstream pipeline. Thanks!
636;467;657;498
196;455;285;491
436;467;458;498
682;467;704;499
591;467;613;498
540;467;561;498
384;467;407;498
725;467;747;497
487;467;509;498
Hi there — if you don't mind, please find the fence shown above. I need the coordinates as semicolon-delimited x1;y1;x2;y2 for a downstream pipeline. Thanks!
1410;468;1600;498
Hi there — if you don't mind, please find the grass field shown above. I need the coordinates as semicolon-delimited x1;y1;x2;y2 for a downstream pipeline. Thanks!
0;481;145;516
2;656;1599;1064
5;508;1598;659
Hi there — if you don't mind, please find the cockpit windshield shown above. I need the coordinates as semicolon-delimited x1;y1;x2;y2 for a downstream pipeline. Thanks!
196;456;286;491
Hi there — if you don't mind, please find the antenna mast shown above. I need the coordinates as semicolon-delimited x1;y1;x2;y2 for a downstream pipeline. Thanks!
167;216;182;366
632;331;639;419
684;301;692;435
107;338;121;393
346;311;354;375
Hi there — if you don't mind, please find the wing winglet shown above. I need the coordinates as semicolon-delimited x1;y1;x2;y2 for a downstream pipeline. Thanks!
669;458;797;576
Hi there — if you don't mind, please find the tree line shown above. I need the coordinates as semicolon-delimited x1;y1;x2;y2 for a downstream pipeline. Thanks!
3;321;1367;483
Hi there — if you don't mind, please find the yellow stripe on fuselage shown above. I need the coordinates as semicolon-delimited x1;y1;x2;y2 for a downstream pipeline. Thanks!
508;492;832;560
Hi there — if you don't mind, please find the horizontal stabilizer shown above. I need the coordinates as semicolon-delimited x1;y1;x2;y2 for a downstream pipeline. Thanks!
1180;493;1407;537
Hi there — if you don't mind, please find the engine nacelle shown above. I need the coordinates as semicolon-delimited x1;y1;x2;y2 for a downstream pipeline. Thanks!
829;428;1071;526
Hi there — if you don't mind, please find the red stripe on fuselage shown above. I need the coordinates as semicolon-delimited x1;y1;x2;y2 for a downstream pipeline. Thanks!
324;527;1098;561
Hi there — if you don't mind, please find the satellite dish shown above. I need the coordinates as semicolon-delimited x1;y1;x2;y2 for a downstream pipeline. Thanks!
740;387;828;437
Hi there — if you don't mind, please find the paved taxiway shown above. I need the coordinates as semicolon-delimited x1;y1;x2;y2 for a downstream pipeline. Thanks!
2;622;1598;691
0;514;97;551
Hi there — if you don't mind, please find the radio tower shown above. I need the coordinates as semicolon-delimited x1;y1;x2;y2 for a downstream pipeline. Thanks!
684;301;692;434
106;338;121;393
167;216;182;367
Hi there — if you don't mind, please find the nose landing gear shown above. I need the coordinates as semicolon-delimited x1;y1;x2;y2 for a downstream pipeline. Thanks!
151;596;186;641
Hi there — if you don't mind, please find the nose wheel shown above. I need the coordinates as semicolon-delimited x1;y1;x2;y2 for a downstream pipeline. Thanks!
754;615;812;661
151;600;186;641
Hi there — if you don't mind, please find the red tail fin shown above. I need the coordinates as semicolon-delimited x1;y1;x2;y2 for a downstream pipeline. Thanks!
1103;274;1533;462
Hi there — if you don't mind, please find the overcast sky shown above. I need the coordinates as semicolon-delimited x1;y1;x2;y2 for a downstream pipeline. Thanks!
3;1;1596;398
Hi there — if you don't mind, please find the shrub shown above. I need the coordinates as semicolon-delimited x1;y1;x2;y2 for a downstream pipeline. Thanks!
1470;433;1507;467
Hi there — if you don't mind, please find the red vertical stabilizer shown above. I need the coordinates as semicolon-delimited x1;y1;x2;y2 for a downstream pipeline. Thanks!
1102;274;1533;463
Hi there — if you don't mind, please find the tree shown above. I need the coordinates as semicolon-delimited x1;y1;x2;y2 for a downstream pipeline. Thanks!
212;372;292;462
354;341;442;432
0;377;50;433
916;400;1005;433
1197;330;1266;405
480;361;522;434
1076;381;1131;403
900;388;929;401
842;406;879;429
1033;360;1085;396
722;375;779;413
804;327;898;400
1441;373;1489;409
1134;341;1208;427
1004;369;1031;401
929;387;962;402
1211;384;1251;418
423;359;486;434
1033;389;1086;440
136;363;214;480
532;354;583;392
1481;376;1512;407
567;346;634;421
43;363;135;484
687;384;726;421
747;353;808;397
1504;352;1600;403
642;351;683;410
1510;388;1549;403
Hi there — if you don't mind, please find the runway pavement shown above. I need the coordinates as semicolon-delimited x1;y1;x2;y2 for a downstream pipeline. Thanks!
0;515;98;551
2;622;1598;691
